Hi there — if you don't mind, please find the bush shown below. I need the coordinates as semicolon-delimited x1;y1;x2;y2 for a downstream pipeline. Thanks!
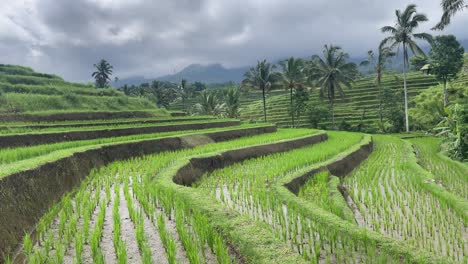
306;101;329;128
338;119;351;131
410;83;467;130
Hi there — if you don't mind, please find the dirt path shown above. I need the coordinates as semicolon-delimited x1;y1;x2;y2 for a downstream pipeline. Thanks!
130;189;169;264
118;186;142;263
101;186;117;263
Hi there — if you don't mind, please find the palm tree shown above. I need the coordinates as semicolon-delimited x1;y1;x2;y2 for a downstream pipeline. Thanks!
241;60;278;122
360;44;396;129
313;45;358;129
433;0;467;30
279;57;307;128
224;88;241;118
194;90;224;116
92;59;113;88
360;50;376;74
381;4;432;132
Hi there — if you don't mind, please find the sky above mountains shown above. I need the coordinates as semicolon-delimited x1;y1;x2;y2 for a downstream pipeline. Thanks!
1;0;467;82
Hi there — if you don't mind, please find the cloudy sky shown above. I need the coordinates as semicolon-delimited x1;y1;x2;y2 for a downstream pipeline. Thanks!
1;0;467;82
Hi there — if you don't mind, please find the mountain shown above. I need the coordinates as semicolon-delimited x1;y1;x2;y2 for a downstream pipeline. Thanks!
113;63;248;87
113;39;468;87
157;63;248;83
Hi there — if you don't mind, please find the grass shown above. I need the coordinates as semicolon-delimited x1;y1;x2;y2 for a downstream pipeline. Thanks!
0;123;270;177
21;129;317;263
235;72;446;128
408;137;468;199
0;115;212;129
344;135;466;261
0;118;234;135
11;122;466;264
0;64;157;113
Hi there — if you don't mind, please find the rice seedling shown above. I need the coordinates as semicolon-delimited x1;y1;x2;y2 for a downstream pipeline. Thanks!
409;137;467;199
344;135;467;261
0;123;268;177
157;214;177;264
22;128;458;263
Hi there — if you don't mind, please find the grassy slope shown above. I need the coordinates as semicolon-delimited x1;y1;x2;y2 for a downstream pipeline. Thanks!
0;64;157;114
168;72;468;129
245;72;468;128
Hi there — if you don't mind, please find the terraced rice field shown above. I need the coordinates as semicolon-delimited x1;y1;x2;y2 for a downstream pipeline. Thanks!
0;112;466;263
168;72;468;129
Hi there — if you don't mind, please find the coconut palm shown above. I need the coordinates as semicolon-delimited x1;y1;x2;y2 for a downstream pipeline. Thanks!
92;59;113;88
312;45;358;129
224;88;241;118
193;90;224;116
241;60;278;122
360;50;376;74
433;0;467;30
381;4;432;132
360;44;396;129
279;57;308;128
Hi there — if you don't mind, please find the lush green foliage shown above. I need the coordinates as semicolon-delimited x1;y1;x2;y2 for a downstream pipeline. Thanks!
410;55;429;71
433;0;467;30
430;35;465;106
92;59;113;88
311;45;358;128
241;60;279;122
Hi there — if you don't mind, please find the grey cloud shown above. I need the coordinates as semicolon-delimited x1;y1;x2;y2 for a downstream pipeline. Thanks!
1;0;467;82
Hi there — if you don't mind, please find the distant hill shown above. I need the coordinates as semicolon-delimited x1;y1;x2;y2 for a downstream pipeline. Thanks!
0;64;155;114
114;63;248;87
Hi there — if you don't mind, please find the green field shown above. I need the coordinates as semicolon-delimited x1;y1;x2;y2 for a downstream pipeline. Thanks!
0;64;157;114
0;64;466;264
0;111;465;264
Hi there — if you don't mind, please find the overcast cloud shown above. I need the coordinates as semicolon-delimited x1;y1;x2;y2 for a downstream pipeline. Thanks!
1;0;467;82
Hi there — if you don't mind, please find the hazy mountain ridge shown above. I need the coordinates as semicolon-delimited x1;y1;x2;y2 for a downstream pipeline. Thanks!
113;39;468;87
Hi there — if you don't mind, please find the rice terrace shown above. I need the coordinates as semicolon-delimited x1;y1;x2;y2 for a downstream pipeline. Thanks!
0;0;467;263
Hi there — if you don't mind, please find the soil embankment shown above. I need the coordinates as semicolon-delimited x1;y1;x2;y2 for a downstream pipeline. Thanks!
0;125;275;260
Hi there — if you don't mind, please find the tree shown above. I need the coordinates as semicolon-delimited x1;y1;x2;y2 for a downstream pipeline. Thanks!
381;85;405;132
178;79;194;111
312;45;358;129
410;55;429;71
360;50;376;74
192;81;207;92
223;88;241;118
193;90;224;116
433;0;467;30
464;53;468;73
306;100;329;129
92;59;113;88
430;35;465;107
292;88;309;127
150;81;178;108
279;57;307;127
381;4;433;132
241;60;279;122
359;45;396;130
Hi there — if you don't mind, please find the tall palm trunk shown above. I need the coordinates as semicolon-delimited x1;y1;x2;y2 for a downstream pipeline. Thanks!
403;44;410;132
290;87;295;128
262;86;267;122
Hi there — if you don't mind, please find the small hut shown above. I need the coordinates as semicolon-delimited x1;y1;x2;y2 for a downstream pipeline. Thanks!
420;64;432;75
